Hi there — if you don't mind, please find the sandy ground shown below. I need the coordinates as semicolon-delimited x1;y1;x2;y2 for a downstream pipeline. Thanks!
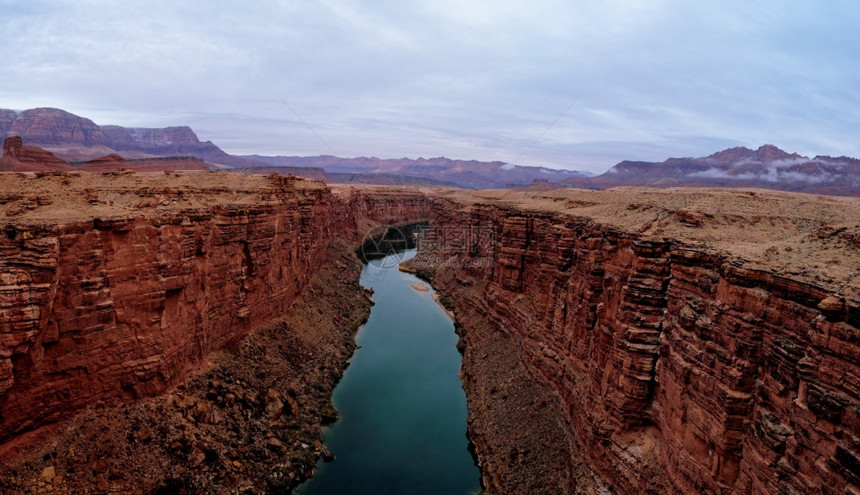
4;171;855;297
5;173;854;299
0;170;326;224
2;171;857;493
425;186;859;301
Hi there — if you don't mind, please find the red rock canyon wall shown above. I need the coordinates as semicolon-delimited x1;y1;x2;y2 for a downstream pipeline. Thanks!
418;198;859;494
0;175;430;443
3;176;856;494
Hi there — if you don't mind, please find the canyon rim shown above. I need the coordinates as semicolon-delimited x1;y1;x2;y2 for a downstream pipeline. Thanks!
0;142;857;494
4;1;860;491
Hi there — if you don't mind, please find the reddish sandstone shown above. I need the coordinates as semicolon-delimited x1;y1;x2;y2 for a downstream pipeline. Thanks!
416;187;859;494
0;136;71;172
1;174;858;494
0;172;431;445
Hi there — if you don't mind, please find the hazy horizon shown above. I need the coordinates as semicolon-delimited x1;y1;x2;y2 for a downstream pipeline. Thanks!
2;1;858;174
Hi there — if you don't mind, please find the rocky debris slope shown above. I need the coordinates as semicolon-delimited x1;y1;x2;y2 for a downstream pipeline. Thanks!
413;187;859;494
0;172;335;443
0;173;431;466
0;245;372;494
2;173;857;494
423;289;611;495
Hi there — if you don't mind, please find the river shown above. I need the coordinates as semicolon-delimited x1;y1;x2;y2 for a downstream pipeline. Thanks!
295;249;481;495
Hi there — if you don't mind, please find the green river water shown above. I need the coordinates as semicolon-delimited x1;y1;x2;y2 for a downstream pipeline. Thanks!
295;249;481;495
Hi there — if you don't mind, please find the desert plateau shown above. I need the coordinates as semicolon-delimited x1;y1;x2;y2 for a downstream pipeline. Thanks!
0;152;857;493
2;2;860;494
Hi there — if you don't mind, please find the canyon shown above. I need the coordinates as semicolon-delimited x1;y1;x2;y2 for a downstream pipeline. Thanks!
1;163;858;493
411;188;859;494
0;170;431;492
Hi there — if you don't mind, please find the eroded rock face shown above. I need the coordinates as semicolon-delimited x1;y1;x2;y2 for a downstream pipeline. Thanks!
417;198;859;494
1;108;230;164
0;136;71;172
2;176;856;494
6;108;109;147
9;108;108;146
0;173;431;444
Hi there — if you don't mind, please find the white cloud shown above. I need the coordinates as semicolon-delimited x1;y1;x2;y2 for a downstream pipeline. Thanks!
688;162;840;184
0;0;859;174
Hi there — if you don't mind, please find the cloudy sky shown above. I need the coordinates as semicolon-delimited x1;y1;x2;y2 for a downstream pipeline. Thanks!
1;1;858;173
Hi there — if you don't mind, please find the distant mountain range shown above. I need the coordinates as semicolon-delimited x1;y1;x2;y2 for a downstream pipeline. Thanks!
0;107;589;188
0;134;207;173
0;107;248;164
241;154;589;189
1;107;858;195
562;144;860;196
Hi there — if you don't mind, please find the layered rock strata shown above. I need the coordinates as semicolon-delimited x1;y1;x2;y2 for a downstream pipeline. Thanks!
0;244;372;493
0;172;431;446
0;136;71;172
0;137;207;173
414;189;859;494
2;175;858;494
